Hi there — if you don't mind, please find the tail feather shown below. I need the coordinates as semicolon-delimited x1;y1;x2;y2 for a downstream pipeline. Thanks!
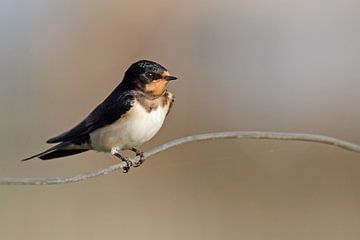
22;141;88;161
21;152;47;161
39;149;88;160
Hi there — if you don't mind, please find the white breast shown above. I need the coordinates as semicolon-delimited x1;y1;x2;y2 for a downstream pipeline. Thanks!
89;101;169;152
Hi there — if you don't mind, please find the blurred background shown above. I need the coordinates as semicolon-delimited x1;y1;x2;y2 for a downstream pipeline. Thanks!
1;0;360;239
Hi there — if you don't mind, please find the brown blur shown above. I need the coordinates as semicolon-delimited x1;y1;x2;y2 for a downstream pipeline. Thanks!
1;0;360;239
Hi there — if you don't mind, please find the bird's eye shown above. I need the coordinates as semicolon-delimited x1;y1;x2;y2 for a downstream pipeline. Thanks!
145;72;155;79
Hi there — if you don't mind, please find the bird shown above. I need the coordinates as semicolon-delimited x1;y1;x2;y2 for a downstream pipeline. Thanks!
22;60;177;173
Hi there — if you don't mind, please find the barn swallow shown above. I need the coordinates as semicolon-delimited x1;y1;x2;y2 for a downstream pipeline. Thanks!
22;60;177;173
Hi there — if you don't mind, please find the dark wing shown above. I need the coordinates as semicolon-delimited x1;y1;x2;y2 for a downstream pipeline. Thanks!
47;90;135;144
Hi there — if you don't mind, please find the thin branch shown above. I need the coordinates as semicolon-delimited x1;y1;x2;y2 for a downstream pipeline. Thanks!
1;131;360;185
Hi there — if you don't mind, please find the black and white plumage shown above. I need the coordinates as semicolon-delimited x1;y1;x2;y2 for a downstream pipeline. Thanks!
23;60;177;171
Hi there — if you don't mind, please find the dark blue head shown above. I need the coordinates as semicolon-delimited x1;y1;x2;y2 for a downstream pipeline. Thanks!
123;60;177;95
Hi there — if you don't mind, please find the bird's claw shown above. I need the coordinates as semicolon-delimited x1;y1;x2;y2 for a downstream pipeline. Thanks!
133;158;144;167
112;148;133;173
132;149;145;167
112;148;145;172
120;159;132;173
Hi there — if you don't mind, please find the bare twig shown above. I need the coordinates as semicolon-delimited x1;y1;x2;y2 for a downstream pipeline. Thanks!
1;131;360;185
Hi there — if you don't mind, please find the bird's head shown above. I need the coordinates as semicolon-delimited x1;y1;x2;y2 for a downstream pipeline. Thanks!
123;60;177;96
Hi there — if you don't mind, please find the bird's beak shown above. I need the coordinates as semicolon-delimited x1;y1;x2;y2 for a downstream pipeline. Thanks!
162;71;178;81
165;75;178;81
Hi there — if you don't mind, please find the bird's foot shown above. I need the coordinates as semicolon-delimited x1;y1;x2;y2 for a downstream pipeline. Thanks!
121;159;132;173
111;148;132;173
130;148;145;167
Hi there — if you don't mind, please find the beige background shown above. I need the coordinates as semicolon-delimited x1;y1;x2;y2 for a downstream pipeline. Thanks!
1;0;360;239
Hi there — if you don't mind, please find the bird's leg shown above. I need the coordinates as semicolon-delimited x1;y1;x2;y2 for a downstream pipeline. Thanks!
130;147;145;167
111;148;132;173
